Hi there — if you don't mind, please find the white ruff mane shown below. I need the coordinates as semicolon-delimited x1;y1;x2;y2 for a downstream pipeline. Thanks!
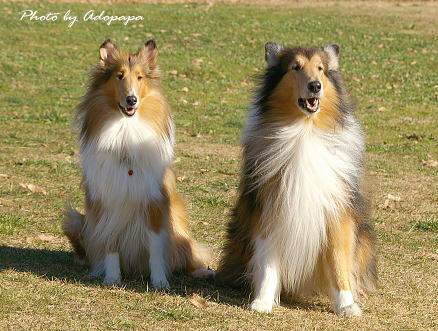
78;110;174;267
81;113;174;206
244;110;364;291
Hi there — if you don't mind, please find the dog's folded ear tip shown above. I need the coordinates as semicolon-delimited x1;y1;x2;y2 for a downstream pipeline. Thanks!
100;39;114;47
324;43;340;55
264;42;284;66
265;41;279;50
145;39;157;48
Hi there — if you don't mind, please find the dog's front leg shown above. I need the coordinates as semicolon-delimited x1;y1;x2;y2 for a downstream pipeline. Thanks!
149;229;170;289
249;237;280;313
103;252;122;286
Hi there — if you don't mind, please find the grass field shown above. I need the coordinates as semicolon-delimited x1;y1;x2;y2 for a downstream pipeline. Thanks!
0;1;437;329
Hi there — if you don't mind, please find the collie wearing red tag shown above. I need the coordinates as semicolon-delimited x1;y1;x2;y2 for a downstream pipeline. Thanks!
64;40;213;288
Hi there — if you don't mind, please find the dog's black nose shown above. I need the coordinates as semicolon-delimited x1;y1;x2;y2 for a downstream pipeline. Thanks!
126;95;137;106
308;81;321;93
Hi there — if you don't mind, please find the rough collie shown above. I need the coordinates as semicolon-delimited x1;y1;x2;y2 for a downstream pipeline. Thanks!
63;39;213;288
217;43;376;316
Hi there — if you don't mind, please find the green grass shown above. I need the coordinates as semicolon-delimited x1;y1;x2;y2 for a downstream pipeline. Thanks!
0;214;30;236
415;220;438;232
0;1;437;329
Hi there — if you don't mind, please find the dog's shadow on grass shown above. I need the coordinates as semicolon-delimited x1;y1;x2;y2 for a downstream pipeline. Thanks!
0;245;88;281
0;245;247;308
0;245;329;313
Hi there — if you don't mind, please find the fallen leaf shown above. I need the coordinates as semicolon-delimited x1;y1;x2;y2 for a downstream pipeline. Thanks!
168;70;178;75
189;294;208;309
0;174;9;179
37;234;56;242
176;176;185;182
192;101;201;106
26;237;36;244
387;194;401;202
19;183;47;195
379;194;401;210
422;159;438;167
424;253;438;261
200;169;208;174
0;198;14;207
181;87;189;92
406;133;421;140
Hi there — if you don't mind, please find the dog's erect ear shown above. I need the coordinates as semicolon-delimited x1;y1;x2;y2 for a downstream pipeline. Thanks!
139;39;158;69
99;39;117;66
265;42;284;67
323;44;340;71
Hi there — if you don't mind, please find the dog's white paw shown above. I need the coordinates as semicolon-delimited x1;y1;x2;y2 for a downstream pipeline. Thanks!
190;268;216;279
89;268;103;278
102;275;121;286
150;275;170;290
249;299;274;314
337;303;363;317
74;255;88;266
151;279;170;290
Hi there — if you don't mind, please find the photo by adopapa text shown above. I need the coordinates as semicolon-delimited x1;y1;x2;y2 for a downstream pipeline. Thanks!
19;9;144;28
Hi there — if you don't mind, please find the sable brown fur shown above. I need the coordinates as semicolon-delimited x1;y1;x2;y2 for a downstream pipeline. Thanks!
63;39;211;286
217;43;376;315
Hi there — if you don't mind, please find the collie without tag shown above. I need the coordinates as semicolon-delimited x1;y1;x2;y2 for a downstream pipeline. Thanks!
217;42;376;316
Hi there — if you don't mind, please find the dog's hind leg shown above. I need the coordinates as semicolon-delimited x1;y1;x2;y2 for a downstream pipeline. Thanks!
248;236;280;314
325;214;362;317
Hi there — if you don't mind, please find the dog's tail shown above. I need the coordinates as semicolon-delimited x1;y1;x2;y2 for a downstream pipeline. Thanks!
63;205;87;263
164;169;214;278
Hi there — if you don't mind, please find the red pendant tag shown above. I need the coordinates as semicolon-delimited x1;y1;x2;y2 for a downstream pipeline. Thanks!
128;170;133;176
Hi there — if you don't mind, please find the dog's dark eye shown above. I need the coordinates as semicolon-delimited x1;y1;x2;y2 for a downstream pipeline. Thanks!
117;74;124;80
138;76;142;81
292;64;301;71
318;66;323;71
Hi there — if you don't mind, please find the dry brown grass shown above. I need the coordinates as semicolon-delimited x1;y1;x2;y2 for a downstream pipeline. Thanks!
1;0;437;329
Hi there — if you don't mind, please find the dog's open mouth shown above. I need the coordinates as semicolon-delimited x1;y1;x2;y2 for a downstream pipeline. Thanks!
118;103;136;117
298;97;320;113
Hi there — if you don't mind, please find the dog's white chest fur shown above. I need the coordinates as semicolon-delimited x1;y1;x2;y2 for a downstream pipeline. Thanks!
81;114;174;207
78;114;174;276
246;117;363;290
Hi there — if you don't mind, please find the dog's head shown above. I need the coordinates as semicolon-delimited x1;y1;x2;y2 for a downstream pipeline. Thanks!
98;39;160;117
265;42;340;116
